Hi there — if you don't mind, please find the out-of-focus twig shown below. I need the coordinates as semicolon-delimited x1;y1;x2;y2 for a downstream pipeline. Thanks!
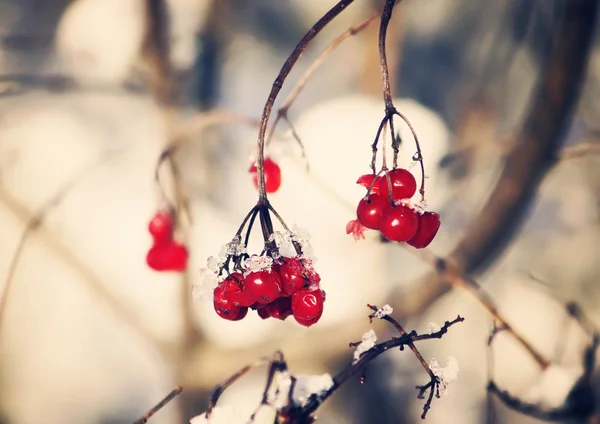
133;386;183;424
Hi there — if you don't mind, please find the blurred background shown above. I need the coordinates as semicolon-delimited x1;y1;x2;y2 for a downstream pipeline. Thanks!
0;0;599;423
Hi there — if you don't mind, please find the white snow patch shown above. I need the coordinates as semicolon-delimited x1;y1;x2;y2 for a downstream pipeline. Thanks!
353;329;377;364
292;374;334;407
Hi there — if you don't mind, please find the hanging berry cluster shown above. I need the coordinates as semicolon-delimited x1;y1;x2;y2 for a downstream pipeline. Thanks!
346;169;440;247
145;208;189;272
197;204;325;327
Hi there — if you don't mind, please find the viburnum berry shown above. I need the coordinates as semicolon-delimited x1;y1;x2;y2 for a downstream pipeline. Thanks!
377;168;417;201
244;270;283;304
291;288;325;327
222;273;255;307
278;257;306;295
407;211;441;249
213;282;248;320
249;157;282;193
356;174;381;195
148;209;173;242
379;205;419;242
356;194;390;230
146;241;188;271
257;297;293;321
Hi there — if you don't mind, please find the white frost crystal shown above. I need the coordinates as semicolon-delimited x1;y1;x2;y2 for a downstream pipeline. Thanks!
429;357;459;396
243;255;273;274
353;329;377;364
292;374;334;407
428;322;441;334
374;304;393;319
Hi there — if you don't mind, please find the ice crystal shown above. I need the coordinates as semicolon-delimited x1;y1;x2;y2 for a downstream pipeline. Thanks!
243;255;273;274
374;304;393;319
429;357;459;396
353;329;377;364
428;322;440;334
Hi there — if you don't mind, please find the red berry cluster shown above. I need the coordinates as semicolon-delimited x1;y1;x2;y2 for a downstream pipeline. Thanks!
346;169;440;248
249;157;282;193
146;209;188;272
213;255;325;327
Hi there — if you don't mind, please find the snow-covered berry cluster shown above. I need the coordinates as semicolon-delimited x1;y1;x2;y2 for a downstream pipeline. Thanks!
197;225;325;327
346;168;440;247
145;208;188;272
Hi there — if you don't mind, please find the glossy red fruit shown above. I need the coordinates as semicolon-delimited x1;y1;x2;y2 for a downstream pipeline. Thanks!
278;257;306;295
244;270;283;304
223;273;255;307
379;205;419;242
146;241;188;271
148;209;173;242
356;194;391;230
266;297;293;321
249;157;282;193
407;211;441;249
213;283;247;320
356;174;381;195
377;168;417;201
291;289;325;327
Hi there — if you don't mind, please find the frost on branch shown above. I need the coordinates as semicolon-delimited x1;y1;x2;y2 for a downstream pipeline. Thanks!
292;374;334;407
429;356;459;396
373;304;393;319
428;322;441;334
353;329;377;364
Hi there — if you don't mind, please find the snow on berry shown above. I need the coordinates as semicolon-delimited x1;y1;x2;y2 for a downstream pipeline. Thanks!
243;255;273;275
429;357;459;396
353;329;377;364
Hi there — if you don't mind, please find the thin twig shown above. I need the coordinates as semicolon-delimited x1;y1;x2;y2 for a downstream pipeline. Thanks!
133;386;183;424
255;0;356;201
405;246;550;370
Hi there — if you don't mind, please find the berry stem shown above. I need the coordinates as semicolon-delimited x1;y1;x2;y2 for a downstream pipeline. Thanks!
255;0;356;201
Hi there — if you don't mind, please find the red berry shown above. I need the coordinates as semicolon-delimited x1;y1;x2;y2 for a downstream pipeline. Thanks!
356;174;381;195
278;257;306;295
266;297;293;321
146;241;188;272
244;270;282;304
379;205;419;242
356;194;390;230
148;209;173;242
249;157;282;193
213;283;247;320
223;273;255;307
377;169;417;201
291;289;325;327
407;211;441;249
